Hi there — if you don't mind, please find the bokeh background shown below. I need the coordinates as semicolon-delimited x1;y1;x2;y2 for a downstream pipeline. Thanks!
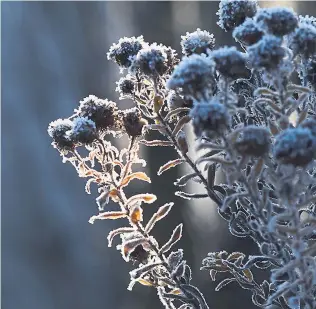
2;1;316;309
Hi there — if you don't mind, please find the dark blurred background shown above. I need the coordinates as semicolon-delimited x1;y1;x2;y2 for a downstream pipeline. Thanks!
2;2;316;309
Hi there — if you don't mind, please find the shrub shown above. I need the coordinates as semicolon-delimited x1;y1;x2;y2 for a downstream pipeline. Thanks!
48;1;316;309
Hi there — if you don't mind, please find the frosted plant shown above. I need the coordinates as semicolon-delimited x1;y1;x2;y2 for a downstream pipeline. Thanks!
48;1;316;308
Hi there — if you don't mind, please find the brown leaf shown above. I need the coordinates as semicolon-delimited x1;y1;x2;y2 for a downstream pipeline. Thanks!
144;203;174;233
89;211;127;224
120;172;151;188
107;227;135;247
126;194;157;208
242;269;253;282
130;204;143;224
85;178;96;194
157;159;185;176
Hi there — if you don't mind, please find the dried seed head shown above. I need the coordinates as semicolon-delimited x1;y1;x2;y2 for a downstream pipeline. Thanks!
77;95;120;132
210;46;250;80
233;18;264;46
274;127;316;166
166;54;216;100
234;125;270;157
190;99;230;138
180;28;215;56
166;91;193;111
107;36;145;68
217;0;258;31
116;75;136;100
71;117;98;144
248;35;285;70
256;7;298;37
48;118;75;151
131;43;175;77
290;23;316;58
300;118;316;137
122;107;148;137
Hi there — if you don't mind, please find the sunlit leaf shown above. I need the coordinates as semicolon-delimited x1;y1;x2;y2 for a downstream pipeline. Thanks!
164;107;190;122
120;172;151;188
122;238;148;262
242;269;253;282
89;211;127;224
126;194;157;208
139;139;174;147
130;204;143;224
172;115;191;137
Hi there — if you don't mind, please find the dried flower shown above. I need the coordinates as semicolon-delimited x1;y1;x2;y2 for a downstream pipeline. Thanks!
166;54;216;100
71;117;98;144
217;0;258;31
190;99;230;138
180;28;215;56
234;126;270;157
248;35;285;70
273;127;316;166
210;46;250;80
107;36;145;68
116;75;136;99
233;18;264;46
256;7;298;37
290;23;316;58
77;95;120;132
131;43;173;78
48;118;75;151
122;107;148;137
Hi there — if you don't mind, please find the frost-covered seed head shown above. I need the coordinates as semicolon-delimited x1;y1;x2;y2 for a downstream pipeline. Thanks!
210;46;250;80
233;18;264;46
116;75;136;99
166;54;216;100
180;29;215;56
274;128;316;166
77;95;119;132
71;117;97;144
256;7;298;37
300;118;316;137
131;43;173;77
217;0;258;31
299;15;316;27
107;36;145;68
190;99;230;138
248;35;285;70
122;107;148;137
234;126;270;157
166;91;193;111
48;118;75;151
290;24;316;58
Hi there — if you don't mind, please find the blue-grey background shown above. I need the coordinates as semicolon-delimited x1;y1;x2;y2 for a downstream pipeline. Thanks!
2;2;316;309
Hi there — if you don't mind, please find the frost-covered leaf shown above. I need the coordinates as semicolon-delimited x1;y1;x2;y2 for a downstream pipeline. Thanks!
180;284;209;309
122;238;148;262
160;224;183;253
172;115;191;137
215;278;236;291
126;193;157;208
174;173;197;187
145;202;174;233
120;172;151;188
158;159;185;176
164;107;191;122
139;139;174;147
130;204;143;224
175;192;208;200
207;163;216;188
107;227;135;247
89;211;127;224
167;249;184;270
